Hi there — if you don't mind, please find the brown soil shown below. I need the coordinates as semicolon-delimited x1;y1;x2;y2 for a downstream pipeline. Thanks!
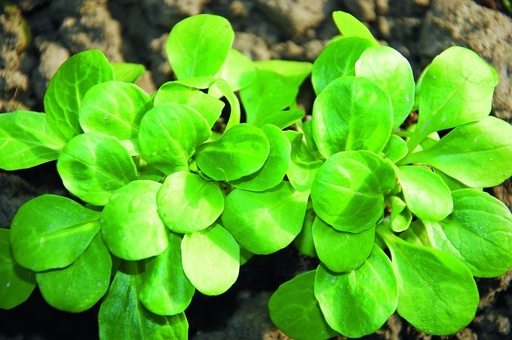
1;0;511;339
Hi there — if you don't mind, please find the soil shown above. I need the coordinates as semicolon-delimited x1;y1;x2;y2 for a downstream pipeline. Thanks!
1;0;512;339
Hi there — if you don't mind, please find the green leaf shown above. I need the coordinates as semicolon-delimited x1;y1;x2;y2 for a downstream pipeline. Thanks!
355;46;415;129
100;180;169;261
10;195;100;272
285;130;323;192
215;48;257;91
36;233;111;312
166;14;234;79
44;50;114;141
294;208;317;258
240;60;311;126
229;124;291;192
153;82;224;128
311;150;396;233
311;37;373;95
139;232;195;316
139;103;211;175
424;189;512;278
79;80;152;140
314;245;398;338
181;224;239;296
57;132;138;206
403;116;512;187
222;181;309;254
397;166;453;221
157;171;224;233
381;230;479;335
408;46;499;150
196;123;270;181
269;271;338;340
0;229;36;309
382;135;408;163
0;111;66;170
332;11;379;46
313;217;375;273
211;77;241;131
99;262;188;339
111;62;145;83
388;196;412;232
312;76;393;157
250;109;305;130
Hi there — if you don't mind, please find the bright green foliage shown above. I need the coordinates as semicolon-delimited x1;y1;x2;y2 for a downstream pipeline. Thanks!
157;171;224;233
196;123;270;181
57;132;138;206
166;14;234;79
314;246;398;338
312;76;393;157
1;10;512;340
0;111;66;170
269;271;337;340
181;224;240;295
10;195;100;272
139;103;211;175
222;181;309;254
101;181;168;261
99;262;188;339
79;80;152;140
139;232;195;316
36;233;111;313
44;50;114;141
311;150;396;233
0;229;36;310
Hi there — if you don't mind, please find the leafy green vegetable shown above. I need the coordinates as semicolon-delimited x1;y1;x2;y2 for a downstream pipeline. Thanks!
332;11;379;46
111;62;145;83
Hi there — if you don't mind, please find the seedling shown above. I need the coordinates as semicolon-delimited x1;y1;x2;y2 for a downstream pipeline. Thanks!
0;11;511;340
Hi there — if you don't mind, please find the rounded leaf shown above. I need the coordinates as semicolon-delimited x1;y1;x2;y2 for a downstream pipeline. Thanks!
157;171;224;233
101;180;169;260
181;224;239;296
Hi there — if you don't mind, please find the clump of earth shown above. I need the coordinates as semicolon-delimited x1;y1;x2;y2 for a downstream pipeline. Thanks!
1;0;511;339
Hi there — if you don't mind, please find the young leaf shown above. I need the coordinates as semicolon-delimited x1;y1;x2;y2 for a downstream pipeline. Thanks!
44;50;114;141
111;62;145;83
381;230;479;335
314;245;398;338
250;108;305;130
229;124;291;192
10;195;100;272
382;135;408;163
312;76;393;158
312;217;375;273
403;116;512;187
211;77;241;131
79;80;152;140
222;181;309;254
0;111;66;170
35;233;111;313
388;196;412;232
99;262;188;339
355;46;415;128
215;48;257;91
181;224;239;296
397;166;453;221
153;82;224;128
269;271;338;340
195;123;270;181
100;180;169;261
424;189;512;278
294;208;318;258
311;37;373;95
240;60;312;127
139;103;211;175
285;130;323;192
0;229;36;310
408;46;499;150
157;171;224;234
311;150;396;233
57;132;138;206
139;232;195;316
166;14;234;79
332;11;379;46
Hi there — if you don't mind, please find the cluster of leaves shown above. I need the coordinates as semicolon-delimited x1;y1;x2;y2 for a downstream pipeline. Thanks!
0;10;511;340
0;14;311;338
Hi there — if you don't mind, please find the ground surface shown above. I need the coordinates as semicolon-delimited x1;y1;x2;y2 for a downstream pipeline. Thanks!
1;0;512;339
